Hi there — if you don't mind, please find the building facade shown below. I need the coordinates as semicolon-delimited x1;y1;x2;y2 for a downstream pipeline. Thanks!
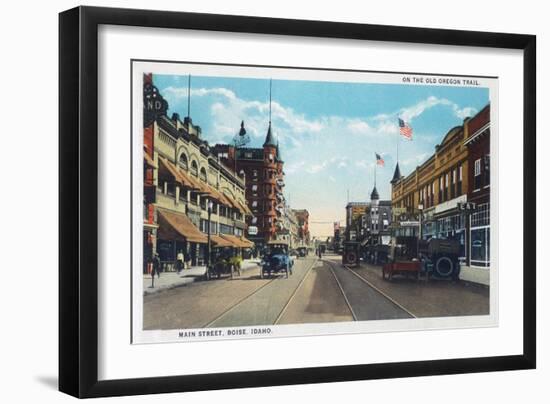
391;120;470;260
292;209;311;247
390;104;490;268
143;75;253;270
345;202;369;242
363;186;392;246
465;104;491;268
212;122;285;250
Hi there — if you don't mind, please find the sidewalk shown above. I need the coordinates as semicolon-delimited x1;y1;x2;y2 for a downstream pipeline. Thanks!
459;265;490;286
143;259;261;295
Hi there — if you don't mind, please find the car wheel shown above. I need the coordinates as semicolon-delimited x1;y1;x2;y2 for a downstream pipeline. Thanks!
435;256;454;277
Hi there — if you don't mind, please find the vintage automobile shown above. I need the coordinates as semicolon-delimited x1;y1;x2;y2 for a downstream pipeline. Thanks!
260;241;294;278
296;247;308;258
205;255;242;280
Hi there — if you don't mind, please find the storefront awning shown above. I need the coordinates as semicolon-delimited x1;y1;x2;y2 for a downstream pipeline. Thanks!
220;234;251;248
158;157;197;189
144;153;157;168
157;208;207;244
211;234;233;248
239;236;255;248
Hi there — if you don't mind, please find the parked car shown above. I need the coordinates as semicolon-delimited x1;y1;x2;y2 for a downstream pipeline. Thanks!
205;254;241;280
261;241;294;278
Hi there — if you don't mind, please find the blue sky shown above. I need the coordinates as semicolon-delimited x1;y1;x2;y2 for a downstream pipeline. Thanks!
153;73;489;237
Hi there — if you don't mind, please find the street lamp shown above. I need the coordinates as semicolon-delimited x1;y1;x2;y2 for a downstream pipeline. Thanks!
207;200;213;269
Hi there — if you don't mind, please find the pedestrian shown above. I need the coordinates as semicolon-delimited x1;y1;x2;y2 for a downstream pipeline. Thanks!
184;252;191;270
152;253;161;279
176;250;184;273
318;247;322;259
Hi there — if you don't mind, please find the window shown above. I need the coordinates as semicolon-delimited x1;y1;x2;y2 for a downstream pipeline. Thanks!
190;160;198;176
471;227;490;267
178;153;188;169
450;169;456;199
252;217;257;224
252;184;258;192
199;167;207;182
457;165;463;196
220;223;234;235
439;177;443;203
444;173;449;201
484;155;490;187
474;159;481;176
474;158;481;190
252;200;257;208
252;170;258;179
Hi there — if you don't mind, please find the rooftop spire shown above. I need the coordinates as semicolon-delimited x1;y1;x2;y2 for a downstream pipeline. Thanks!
371;185;379;201
276;139;283;162
391;162;402;184
263;79;277;148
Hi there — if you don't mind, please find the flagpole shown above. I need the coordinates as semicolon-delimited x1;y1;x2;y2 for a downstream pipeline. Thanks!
374;161;377;188
396;119;399;164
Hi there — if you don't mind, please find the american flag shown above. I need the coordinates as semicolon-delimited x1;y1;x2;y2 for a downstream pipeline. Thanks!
375;152;385;166
398;118;413;140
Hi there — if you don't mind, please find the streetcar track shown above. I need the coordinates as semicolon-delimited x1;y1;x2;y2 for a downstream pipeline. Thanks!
344;264;418;318
273;258;318;325
204;258;318;327
325;260;358;321
202;276;278;328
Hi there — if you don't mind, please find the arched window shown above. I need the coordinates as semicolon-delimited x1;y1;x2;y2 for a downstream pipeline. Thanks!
200;167;207;182
178;153;188;169
190;160;198;176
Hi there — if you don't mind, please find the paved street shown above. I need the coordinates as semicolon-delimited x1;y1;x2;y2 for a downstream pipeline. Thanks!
143;254;432;330
144;254;488;330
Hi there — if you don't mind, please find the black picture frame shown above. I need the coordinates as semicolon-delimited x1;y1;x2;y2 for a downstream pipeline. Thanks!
59;6;536;398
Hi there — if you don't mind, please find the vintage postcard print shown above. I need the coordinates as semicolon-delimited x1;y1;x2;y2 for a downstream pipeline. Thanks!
131;61;498;344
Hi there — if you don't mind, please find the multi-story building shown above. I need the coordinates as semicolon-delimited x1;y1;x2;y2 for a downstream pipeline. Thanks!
144;76;254;269
345;202;369;241
292;209;311;246
390;105;490;265
363;186;392;246
212;122;285;250
276;202;300;247
464;104;491;268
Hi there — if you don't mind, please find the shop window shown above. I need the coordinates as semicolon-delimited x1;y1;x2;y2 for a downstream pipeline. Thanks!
166;182;175;197
471;227;490;266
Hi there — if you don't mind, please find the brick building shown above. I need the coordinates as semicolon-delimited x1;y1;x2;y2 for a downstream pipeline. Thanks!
391;118;471;260
464;104;491;268
212;122;285;250
390;104;491;271
292;209;311;246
